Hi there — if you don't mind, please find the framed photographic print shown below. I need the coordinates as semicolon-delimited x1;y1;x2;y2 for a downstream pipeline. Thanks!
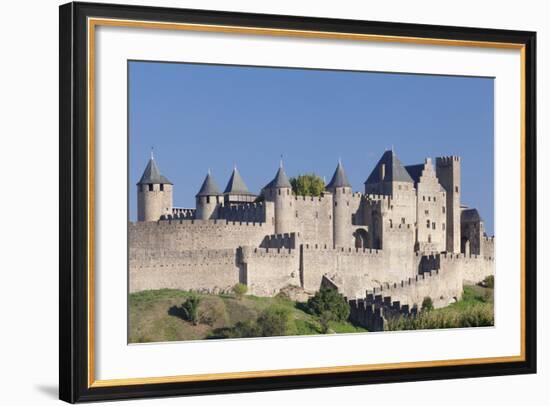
59;1;537;403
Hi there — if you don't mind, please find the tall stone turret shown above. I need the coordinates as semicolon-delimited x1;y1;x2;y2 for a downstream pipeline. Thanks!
195;171;222;220
263;162;293;234
436;156;461;253
326;160;353;248
137;153;173;222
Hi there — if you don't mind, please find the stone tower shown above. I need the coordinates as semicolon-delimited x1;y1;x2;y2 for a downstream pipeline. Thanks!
195;171;222;220
436;156;461;253
364;150;415;196
137;154;173;222
263;162;293;234
326;161;352;248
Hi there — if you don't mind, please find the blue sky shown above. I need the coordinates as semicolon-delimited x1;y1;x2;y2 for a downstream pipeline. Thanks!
129;61;494;234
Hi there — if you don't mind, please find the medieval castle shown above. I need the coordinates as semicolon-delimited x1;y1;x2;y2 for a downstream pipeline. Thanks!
130;150;494;321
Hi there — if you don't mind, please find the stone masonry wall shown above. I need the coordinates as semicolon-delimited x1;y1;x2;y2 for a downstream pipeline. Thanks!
129;248;240;293
240;247;301;296
129;219;274;251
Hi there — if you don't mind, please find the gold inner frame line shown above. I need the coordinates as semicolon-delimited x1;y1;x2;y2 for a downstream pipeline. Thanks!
87;17;527;388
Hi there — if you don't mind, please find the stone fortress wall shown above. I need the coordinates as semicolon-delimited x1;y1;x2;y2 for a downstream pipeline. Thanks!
130;150;495;313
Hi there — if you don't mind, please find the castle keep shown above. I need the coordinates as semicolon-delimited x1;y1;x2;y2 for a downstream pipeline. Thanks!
130;150;494;313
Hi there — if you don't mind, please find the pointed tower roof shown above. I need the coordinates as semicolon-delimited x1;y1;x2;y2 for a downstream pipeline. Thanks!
137;157;172;185
326;161;351;189
264;165;292;189
364;150;414;185
224;167;253;195
196;172;221;197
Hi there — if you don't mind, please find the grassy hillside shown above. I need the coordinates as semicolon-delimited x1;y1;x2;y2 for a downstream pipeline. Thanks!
129;289;366;343
129;283;494;343
385;284;494;331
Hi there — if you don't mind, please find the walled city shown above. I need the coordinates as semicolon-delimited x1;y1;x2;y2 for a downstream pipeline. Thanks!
130;150;495;327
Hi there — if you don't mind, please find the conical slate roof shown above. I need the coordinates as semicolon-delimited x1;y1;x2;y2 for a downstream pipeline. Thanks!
264;166;292;189
137;158;172;185
365;150;414;185
326;161;351;189
224;167;253;195
196;172;221;197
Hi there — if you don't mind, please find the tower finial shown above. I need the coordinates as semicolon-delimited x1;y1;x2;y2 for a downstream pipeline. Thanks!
338;156;342;166
233;162;237;171
150;147;154;160
280;154;283;168
208;168;211;176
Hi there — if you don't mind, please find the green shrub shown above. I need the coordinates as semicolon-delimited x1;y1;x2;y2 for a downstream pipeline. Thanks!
290;174;325;196
307;287;350;322
385;302;494;331
421;296;434;312
181;295;201;325
483;275;495;289
257;306;292;337
232;283;248;300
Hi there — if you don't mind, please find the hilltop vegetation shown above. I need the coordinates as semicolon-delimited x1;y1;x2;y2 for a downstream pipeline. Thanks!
129;289;366;343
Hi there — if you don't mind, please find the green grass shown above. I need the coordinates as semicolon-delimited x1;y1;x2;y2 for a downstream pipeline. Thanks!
129;289;366;343
385;284;494;331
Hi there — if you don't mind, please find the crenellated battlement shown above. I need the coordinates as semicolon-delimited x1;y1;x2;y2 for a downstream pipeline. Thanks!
169;207;196;219
134;218;267;228
260;232;299;249
302;243;383;256
436;156;461;165
369;269;441;296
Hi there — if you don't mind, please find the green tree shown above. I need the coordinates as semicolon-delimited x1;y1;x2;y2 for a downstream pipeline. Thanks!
257;306;291;337
232;283;248;300
319;311;334;334
307;287;350;322
182;295;201;325
421;296;434;312
290;173;325;196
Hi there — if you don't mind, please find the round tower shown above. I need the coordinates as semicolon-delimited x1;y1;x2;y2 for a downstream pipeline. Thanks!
137;153;173;222
263;162;293;234
195;171;221;220
326;160;352;248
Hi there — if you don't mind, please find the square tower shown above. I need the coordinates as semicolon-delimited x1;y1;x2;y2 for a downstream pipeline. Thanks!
435;156;461;253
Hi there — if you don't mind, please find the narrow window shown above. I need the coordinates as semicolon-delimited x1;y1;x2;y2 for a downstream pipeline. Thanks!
148;184;153;191
423;196;425;201
160;184;164;191
442;206;446;213
425;210;429;215
442;223;446;230
206;196;210;204
455;186;459;193
401;217;405;224
433;196;436;202
432;222;436;230
278;189;281;196
295;211;298;218
428;196;431;202
426;220;430;228
389;219;393;228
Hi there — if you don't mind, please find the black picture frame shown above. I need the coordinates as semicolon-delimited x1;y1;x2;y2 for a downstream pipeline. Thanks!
59;1;537;403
